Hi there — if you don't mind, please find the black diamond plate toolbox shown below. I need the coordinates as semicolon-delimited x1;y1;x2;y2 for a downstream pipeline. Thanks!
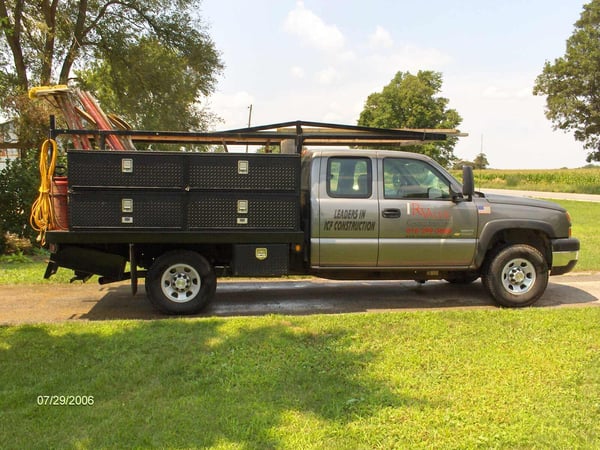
69;191;184;229
68;150;185;189
67;150;301;230
232;244;289;276
188;153;299;191
188;193;300;230
68;151;300;192
68;190;300;231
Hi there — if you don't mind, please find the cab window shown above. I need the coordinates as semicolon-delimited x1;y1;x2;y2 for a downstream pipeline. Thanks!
327;157;372;198
383;158;450;199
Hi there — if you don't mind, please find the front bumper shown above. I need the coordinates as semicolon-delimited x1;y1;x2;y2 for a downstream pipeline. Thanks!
550;238;580;275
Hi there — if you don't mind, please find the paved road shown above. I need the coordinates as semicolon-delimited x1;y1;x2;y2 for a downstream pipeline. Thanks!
482;188;600;203
1;273;599;325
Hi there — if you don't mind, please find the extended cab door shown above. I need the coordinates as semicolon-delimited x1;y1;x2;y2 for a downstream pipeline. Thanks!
316;155;379;266
377;156;477;267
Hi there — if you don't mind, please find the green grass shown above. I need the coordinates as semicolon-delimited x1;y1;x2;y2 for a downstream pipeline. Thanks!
1;309;599;448
0;255;76;284
554;200;599;271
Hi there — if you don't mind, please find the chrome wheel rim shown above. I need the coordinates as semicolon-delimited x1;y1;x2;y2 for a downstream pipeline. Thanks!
501;258;536;295
160;263;201;303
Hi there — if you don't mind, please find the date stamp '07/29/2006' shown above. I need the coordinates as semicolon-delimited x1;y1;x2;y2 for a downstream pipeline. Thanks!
36;395;95;406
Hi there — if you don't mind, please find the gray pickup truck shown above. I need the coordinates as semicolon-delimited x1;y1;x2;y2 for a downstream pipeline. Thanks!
44;121;579;313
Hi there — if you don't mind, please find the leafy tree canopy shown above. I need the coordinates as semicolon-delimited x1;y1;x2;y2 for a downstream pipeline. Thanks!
0;0;223;244
77;37;219;131
533;0;600;162
357;70;462;168
473;152;489;170
0;0;223;138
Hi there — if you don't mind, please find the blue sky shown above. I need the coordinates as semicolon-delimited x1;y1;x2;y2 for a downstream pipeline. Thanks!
200;1;587;168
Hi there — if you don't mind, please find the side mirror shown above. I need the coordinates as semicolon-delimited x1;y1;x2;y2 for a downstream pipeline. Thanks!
462;165;474;201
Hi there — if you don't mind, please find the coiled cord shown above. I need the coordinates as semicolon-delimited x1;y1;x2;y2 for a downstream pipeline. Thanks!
30;139;58;245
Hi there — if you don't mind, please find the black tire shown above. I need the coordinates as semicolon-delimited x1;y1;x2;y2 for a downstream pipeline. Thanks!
482;244;548;307
145;250;216;315
445;272;480;284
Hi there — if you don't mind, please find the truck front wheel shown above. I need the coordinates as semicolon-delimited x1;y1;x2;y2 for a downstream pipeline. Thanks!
482;244;548;307
146;250;216;315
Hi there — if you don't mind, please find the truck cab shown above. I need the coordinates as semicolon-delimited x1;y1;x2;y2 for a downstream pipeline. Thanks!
302;149;578;308
307;149;477;269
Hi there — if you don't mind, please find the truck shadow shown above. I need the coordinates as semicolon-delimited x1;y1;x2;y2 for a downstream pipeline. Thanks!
82;278;599;320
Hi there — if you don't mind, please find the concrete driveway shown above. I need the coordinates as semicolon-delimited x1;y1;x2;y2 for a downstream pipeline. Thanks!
1;273;599;325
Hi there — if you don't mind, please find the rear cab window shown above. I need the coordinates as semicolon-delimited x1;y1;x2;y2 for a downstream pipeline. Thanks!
327;157;372;198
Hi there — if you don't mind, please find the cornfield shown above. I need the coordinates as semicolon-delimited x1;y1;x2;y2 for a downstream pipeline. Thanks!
449;168;600;194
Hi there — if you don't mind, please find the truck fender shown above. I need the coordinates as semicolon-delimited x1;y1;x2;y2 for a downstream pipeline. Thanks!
475;219;554;268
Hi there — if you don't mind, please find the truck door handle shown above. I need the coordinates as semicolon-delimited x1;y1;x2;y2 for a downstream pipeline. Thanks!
382;208;401;218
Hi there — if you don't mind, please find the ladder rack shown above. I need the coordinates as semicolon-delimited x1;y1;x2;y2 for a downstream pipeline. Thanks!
48;118;466;154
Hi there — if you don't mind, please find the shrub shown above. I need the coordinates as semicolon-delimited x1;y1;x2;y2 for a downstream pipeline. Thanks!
0;148;41;251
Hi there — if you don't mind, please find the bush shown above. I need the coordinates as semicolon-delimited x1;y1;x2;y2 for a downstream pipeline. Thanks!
3;232;33;254
0;148;41;251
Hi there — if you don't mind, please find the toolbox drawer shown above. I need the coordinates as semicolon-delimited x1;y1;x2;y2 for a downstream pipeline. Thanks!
188;153;300;191
188;193;300;230
68;150;185;189
69;191;184;229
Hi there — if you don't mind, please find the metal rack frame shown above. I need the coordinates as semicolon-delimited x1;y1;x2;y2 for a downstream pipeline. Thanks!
49;117;464;153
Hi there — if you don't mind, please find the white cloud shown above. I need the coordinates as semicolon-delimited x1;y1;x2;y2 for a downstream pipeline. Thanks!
337;50;357;63
367;44;453;74
316;67;341;85
482;86;510;99
283;1;345;52
290;66;305;79
209;91;255;128
369;26;393;49
482;83;535;101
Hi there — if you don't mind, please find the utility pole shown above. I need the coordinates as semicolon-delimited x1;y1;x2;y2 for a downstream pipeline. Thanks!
246;104;253;153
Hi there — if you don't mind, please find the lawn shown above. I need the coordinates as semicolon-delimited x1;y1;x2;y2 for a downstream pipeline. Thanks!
555;199;599;271
0;198;598;448
1;309;599;448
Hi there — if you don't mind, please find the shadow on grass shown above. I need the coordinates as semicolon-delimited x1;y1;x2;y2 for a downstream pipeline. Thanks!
0;319;436;448
80;278;599;321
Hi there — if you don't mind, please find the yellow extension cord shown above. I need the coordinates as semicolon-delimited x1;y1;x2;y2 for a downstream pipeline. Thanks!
30;139;58;246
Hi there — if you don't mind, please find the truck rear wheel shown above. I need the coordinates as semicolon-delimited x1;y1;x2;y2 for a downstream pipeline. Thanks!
482;244;548;307
145;250;216;315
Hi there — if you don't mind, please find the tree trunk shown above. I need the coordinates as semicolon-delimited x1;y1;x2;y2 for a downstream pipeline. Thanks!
59;0;88;83
0;0;28;90
40;0;60;85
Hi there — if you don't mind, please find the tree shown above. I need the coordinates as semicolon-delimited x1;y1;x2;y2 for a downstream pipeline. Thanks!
473;152;489;170
0;0;223;136
0;0;223;247
452;152;489;170
533;0;600;162
77;37;220;131
358;70;462;167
